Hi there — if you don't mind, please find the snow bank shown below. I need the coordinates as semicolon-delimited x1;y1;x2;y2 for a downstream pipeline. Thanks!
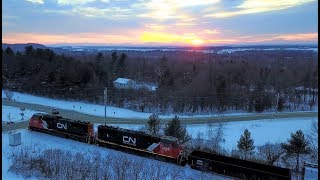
2;106;42;123
2;130;226;179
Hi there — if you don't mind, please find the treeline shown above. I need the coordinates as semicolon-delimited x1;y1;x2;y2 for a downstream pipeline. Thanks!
2;46;318;114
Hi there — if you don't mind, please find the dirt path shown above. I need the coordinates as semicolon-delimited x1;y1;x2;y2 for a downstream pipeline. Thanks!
2;100;318;132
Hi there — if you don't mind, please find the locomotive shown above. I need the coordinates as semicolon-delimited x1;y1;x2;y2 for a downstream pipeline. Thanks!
28;113;94;143
28;113;291;180
28;113;184;163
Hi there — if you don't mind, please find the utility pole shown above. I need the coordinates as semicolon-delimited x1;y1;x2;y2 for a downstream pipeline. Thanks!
104;87;107;125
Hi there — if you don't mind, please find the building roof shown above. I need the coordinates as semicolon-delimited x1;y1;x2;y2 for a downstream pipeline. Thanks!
114;78;132;84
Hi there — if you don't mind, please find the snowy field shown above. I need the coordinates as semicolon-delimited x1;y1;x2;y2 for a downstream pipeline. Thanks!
2;105;314;151
2;104;317;152
2;130;227;180
2;90;317;120
2;106;41;123
1;90;254;119
95;117;317;151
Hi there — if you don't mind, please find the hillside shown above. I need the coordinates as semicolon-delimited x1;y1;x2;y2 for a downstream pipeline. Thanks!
2;43;47;52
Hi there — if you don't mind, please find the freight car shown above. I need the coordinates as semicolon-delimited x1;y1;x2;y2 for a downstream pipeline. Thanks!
28;113;94;143
188;150;291;180
96;125;184;164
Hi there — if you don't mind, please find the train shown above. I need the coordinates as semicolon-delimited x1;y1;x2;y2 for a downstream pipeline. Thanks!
28;113;291;180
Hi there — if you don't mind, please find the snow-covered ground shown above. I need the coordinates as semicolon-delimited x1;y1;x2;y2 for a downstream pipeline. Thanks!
95;117;317;151
2;130;226;179
2;104;315;151
2;90;317;120
2;106;41;123
2;104;317;152
1;90;254;119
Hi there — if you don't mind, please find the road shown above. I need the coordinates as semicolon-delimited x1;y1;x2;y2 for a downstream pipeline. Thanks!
2;100;318;132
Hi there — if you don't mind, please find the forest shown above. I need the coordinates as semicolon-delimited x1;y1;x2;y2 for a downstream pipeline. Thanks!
2;45;318;114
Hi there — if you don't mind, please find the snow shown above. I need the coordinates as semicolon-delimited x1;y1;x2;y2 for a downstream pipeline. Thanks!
94;117;317;152
2;90;254;119
2;130;225;179
2;106;42;123
114;78;131;84
3;90;317;120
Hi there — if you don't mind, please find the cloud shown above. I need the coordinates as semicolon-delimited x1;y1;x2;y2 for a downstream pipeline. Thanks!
273;33;318;41
44;6;132;19
57;0;96;6
145;24;166;31
71;7;131;18
3;32;317;46
137;0;220;20
206;0;316;18
2;32;137;45
203;29;219;34
26;0;44;4
140;31;204;45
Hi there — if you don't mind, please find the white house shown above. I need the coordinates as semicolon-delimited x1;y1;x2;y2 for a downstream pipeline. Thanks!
113;78;157;91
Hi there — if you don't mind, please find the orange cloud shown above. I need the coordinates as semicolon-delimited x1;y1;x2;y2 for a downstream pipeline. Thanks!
2;33;137;45
274;33;318;41
2;32;317;46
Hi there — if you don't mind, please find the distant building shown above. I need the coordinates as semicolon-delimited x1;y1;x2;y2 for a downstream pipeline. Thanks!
113;78;157;91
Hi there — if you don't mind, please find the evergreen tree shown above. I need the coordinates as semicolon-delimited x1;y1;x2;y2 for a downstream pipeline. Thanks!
96;52;103;63
277;96;285;111
5;47;14;56
16;51;22;56
116;53;127;77
237;129;255;159
111;52;118;63
282;130;310;172
146;113;161;135
24;45;33;56
192;63;196;73
164;116;190;142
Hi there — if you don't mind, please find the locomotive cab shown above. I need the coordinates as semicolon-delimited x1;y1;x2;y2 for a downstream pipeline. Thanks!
28;113;44;129
154;136;184;161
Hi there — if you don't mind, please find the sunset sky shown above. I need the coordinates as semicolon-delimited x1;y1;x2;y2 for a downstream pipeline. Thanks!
2;0;318;46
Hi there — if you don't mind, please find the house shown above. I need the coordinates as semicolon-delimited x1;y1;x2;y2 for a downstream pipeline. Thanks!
113;78;157;91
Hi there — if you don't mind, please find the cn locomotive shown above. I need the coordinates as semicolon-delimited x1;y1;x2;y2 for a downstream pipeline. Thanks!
28;113;291;180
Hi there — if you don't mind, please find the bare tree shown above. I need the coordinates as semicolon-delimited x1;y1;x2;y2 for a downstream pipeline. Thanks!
208;122;225;153
19;108;25;121
307;120;318;163
258;143;285;165
4;90;14;101
194;131;205;150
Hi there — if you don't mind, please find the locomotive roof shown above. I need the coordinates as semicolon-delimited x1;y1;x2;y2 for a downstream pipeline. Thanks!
34;113;91;125
98;125;179;142
98;125;159;137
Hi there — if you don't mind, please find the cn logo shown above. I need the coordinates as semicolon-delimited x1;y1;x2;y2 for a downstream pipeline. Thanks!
162;147;170;151
57;122;67;130
123;136;136;146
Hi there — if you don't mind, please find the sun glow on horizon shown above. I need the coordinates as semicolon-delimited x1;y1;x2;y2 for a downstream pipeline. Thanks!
191;39;204;46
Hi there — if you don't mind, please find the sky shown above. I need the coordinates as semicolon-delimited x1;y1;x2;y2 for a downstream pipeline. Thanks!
2;0;318;46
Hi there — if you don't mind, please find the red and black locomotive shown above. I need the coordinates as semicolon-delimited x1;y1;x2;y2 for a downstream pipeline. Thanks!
28;113;291;180
29;113;94;143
